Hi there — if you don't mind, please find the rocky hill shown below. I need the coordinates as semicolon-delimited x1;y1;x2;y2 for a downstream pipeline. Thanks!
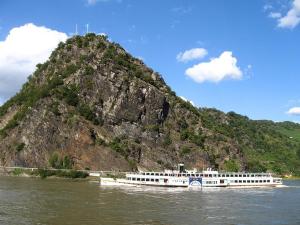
0;34;300;175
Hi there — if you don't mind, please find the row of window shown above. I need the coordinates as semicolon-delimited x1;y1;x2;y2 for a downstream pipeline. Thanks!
204;181;218;184
126;177;273;184
127;177;186;183
231;180;271;183
127;177;159;182
139;173;270;178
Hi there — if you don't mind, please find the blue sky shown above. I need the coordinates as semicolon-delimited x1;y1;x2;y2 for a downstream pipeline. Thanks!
0;0;300;122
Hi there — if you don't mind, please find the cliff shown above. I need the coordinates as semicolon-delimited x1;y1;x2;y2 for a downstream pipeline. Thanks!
0;34;299;174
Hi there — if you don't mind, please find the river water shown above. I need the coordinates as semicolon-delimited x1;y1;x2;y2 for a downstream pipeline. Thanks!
0;177;299;225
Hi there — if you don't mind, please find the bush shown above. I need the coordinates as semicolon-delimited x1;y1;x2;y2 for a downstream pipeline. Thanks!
16;143;25;152
180;147;191;157
190;133;205;147
84;66;94;76
62;85;79;106
77;103;102;125
34;169;88;179
49;153;73;169
12;168;24;176
180;129;190;140
224;160;239;172
62;64;78;78
144;124;160;132
109;137;122;152
163;135;172;146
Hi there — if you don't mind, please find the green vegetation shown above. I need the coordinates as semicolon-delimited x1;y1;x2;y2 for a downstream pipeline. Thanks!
224;160;239;172
61;85;79;106
180;146;191;157
199;109;300;175
77;103;103;125
109;137;127;156
16;143;25;152
275;122;300;142
163;134;172;146
62;64;79;78
12;168;24;176
180;129;205;147
49;152;73;169
144;124;160;132
10;168;88;179
33;169;89;179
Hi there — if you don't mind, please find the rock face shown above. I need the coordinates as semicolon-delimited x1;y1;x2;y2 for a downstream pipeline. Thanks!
0;34;300;174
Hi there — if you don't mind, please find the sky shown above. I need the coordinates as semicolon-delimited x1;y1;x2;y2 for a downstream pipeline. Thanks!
0;0;300;122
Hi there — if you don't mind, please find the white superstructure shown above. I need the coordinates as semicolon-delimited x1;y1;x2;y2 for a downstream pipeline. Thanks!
100;164;283;188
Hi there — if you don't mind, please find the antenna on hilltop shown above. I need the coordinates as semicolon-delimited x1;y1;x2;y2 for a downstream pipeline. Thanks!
86;24;89;34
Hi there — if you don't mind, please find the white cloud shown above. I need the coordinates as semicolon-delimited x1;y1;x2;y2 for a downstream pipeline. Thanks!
287;107;300;115
180;96;195;106
0;23;67;102
278;0;300;29
176;48;208;62
185;51;242;83
269;12;282;18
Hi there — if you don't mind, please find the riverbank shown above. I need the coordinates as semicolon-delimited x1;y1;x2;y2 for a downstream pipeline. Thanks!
1;167;89;179
0;166;128;181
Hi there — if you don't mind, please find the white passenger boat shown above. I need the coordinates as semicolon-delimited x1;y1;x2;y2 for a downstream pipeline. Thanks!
100;164;283;188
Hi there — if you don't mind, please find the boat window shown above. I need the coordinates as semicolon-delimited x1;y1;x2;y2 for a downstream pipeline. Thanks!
235;180;238;183
230;174;233;177
160;173;164;176
151;179;154;182
141;178;145;181
142;173;145;175
200;174;203;177
243;175;246;177
132;178;136;181
251;180;254;183
239;174;242;177
259;180;262;183
239;180;242;183
243;180;246;183
164;173;168;176
151;173;154;176
225;174;229;177
146;178;150;181
235;174;238;177
255;180;258;183
137;178;140;181
267;180;270;182
247;180;250;183
251;174;254;177
155;179;159;182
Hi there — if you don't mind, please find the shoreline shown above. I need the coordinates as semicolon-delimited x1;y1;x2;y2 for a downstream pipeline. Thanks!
0;167;90;180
